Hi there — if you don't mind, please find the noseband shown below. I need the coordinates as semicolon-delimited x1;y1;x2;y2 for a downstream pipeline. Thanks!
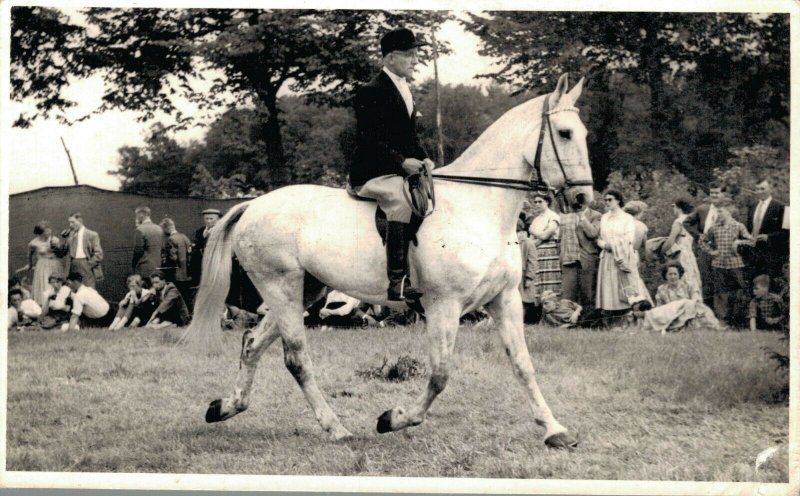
425;92;593;212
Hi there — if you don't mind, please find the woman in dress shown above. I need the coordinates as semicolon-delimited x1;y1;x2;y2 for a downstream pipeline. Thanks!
622;200;649;261
528;191;561;301
596;190;652;321
662;198;702;296
639;262;721;332
24;221;64;307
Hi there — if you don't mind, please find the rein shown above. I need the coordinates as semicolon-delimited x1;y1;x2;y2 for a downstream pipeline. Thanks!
405;92;592;217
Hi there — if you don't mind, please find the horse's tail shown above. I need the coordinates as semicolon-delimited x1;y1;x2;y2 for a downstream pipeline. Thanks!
179;202;251;352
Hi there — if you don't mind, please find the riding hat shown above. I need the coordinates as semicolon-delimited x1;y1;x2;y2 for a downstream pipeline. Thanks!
202;208;221;216
381;28;428;57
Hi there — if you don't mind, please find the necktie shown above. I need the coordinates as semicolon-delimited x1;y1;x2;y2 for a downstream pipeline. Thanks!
752;201;765;237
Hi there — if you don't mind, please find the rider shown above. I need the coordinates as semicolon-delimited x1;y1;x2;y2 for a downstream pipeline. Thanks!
348;28;435;303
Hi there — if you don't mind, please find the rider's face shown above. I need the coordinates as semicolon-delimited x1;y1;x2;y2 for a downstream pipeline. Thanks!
386;49;419;80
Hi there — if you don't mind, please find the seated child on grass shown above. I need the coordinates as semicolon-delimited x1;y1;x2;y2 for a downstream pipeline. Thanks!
540;290;603;328
748;274;785;332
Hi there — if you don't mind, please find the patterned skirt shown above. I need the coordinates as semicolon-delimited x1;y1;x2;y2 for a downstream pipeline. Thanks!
534;240;562;299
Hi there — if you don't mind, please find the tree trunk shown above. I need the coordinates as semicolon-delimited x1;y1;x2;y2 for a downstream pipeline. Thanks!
261;92;289;188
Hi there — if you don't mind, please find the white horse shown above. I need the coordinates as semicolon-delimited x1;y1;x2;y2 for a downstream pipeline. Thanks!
186;74;592;448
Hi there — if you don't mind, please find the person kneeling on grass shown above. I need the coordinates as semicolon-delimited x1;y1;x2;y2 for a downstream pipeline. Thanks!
109;274;157;330
540;290;603;329
39;275;72;329
63;271;112;331
749;274;785;332
631;298;722;334
144;271;190;329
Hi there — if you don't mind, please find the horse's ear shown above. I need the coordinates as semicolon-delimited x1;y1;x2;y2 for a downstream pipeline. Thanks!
567;77;585;104
553;74;570;102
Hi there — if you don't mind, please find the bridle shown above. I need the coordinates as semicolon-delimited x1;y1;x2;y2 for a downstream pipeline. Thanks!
405;92;593;216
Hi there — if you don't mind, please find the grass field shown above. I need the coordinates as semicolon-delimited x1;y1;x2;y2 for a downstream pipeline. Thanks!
6;323;789;482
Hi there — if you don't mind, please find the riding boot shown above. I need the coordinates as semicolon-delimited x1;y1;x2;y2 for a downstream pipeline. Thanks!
386;221;422;302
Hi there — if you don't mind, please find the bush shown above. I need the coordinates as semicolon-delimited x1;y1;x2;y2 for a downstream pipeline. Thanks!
355;355;427;382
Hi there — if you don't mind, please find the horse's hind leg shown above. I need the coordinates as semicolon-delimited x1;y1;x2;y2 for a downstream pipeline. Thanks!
205;312;281;423
485;287;578;449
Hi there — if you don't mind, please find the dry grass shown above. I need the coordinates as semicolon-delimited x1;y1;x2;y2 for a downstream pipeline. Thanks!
6;324;789;481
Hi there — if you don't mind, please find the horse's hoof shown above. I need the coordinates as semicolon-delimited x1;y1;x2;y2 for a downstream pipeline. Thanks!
205;399;225;423
376;409;394;433
545;432;579;449
330;425;354;442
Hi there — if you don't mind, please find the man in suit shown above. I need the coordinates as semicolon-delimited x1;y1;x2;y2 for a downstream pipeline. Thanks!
348;27;435;303
683;184;729;305
132;206;164;278
64;213;103;288
744;178;788;282
189;208;221;286
160;217;193;305
573;197;603;310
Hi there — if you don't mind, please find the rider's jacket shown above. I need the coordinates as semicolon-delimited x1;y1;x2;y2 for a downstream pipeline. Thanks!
349;70;428;188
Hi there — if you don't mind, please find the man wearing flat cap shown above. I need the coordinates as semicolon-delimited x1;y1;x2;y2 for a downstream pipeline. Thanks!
190;208;221;289
348;27;435;303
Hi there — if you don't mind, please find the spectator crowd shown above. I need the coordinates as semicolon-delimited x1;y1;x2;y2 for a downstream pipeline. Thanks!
518;177;789;333
8;176;790;334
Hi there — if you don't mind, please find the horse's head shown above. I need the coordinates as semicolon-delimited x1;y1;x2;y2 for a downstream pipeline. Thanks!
525;73;594;209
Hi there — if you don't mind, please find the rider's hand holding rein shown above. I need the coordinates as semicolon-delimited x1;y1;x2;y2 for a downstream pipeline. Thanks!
402;158;426;175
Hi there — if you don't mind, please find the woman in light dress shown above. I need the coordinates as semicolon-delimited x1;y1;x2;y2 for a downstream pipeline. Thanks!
528;191;561;301
24;221;64;307
622;200;649;261
596;190;652;318
662;198;702;296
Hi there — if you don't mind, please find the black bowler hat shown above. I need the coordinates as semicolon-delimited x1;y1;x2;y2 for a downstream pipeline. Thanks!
380;28;428;57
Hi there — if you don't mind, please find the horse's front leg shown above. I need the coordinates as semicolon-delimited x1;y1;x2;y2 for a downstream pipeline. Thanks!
485;287;578;449
377;299;461;433
205;315;280;423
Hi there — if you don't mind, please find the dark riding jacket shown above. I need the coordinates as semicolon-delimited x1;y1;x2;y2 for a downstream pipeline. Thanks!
349;71;428;188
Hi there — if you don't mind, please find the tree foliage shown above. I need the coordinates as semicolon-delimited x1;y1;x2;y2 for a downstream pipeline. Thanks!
11;8;453;187
112;124;197;197
462;12;788;189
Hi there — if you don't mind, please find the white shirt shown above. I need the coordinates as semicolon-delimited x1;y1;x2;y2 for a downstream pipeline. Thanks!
71;285;110;319
383;67;414;117
704;205;717;234
74;226;87;259
752;196;772;237
19;299;42;318
43;286;72;311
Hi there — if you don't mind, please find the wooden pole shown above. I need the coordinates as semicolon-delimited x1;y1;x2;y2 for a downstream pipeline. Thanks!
432;30;445;168
60;136;79;185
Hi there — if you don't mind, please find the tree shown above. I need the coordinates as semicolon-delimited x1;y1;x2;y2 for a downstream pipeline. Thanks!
111;124;197;196
11;8;453;190
10;7;88;127
462;12;787;187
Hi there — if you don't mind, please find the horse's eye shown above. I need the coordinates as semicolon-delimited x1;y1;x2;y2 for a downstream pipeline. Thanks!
558;129;572;140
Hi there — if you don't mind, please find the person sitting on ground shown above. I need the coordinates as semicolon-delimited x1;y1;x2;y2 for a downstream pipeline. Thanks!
317;289;379;330
145;270;190;328
63;271;112;331
540;290;603;329
8;288;42;329
655;262;701;305
631;296;721;334
222;304;265;330
9;277;33;301
748;274;785;332
109;274;157;330
40;274;72;327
